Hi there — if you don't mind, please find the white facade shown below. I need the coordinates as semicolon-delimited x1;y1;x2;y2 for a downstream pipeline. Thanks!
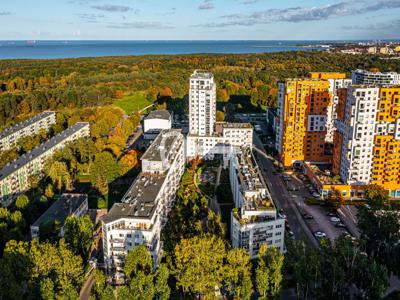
189;70;216;136
335;86;380;184
143;110;172;140
0;122;90;207
229;147;285;258
325;79;352;142
102;130;185;273
187;70;253;160
186;123;253;159
0;111;56;152
352;69;400;85
275;82;285;154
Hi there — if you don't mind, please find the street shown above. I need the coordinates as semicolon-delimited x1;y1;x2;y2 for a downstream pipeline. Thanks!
252;133;319;247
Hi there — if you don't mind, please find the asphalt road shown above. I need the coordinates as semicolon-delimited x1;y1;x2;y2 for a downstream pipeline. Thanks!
252;134;319;248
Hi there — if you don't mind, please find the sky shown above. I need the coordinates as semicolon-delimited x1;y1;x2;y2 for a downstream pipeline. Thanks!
0;0;399;40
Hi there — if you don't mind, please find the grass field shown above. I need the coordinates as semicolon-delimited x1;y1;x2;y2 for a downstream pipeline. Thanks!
113;92;153;115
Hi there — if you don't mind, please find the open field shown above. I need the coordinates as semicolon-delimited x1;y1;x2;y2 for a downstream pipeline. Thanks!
113;92;153;114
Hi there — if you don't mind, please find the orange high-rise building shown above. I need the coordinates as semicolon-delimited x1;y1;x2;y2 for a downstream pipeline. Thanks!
275;78;333;167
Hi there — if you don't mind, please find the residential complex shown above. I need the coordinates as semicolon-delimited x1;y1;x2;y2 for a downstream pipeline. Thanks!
143;110;172;140
0;122;90;207
352;69;400;85
229;147;285;257
275;70;400;199
102;129;185;274
187;70;253;159
30;193;88;239
275;78;333;167
0;111;56;152
332;85;400;198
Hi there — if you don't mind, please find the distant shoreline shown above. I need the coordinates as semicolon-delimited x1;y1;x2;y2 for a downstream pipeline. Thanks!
0;40;349;60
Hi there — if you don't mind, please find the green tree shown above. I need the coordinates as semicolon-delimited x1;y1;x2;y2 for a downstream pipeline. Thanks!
40;278;55;300
225;248;253;300
171;235;225;298
64;215;93;259
256;244;284;300
39;219;62;243
155;264;171;300
15;194;29;210
90;151;120;195
47;161;71;191
123;245;155;299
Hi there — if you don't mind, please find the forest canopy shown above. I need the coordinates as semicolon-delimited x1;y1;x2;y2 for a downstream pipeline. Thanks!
1;51;399;128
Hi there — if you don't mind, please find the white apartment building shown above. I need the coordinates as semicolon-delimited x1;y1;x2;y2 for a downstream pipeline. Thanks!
229;147;285;258
0;122;90;207
0;111;56;152
102;129;185;274
325;78;352;142
187;70;253;160
189;70;216;136
143;110;172;140
352;69;400;85
335;86;380;184
187;122;253;159
30;193;88;239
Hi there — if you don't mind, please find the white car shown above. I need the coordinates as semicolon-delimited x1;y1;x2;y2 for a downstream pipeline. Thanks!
330;217;341;222
314;231;326;238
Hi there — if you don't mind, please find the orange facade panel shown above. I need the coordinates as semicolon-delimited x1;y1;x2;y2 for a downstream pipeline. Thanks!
280;79;332;167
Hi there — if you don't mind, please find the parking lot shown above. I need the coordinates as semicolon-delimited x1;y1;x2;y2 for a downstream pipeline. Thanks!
279;171;356;243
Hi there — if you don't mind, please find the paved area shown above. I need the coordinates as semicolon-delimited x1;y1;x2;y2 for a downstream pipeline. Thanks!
252;134;319;247
253;133;360;246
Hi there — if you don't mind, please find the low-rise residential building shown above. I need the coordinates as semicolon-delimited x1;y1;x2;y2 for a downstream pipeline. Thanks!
229;147;285;258
30;193;88;239
143;110;172;140
352;69;400;85
102;129;185;274
187;122;253;159
0;111;56;152
0;122;90;207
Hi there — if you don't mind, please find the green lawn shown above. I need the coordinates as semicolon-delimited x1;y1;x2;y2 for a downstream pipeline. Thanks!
113;92;153;115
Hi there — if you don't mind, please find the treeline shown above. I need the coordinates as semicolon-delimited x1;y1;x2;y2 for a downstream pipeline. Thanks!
1;52;400;127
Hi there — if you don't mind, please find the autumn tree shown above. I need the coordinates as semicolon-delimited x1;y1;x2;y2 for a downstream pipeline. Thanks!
171;235;225;298
46;161;71;191
64;215;93;259
256;244;284;300
225;248;253;299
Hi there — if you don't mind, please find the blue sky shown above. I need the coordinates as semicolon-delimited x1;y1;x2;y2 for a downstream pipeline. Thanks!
0;0;399;40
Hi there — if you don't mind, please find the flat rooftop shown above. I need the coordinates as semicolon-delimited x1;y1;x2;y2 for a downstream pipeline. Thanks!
0;122;89;181
145;110;171;121
190;70;213;80
0;111;55;140
141;129;181;162
102;174;166;223
235;147;275;211
32;193;87;227
353;69;400;76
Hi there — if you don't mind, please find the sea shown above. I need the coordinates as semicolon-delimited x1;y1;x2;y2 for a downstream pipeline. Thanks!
0;40;338;60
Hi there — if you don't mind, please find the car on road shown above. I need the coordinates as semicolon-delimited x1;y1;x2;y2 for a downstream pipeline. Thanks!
330;217;341;222
304;214;314;220
314;231;326;238
326;212;337;217
335;222;347;228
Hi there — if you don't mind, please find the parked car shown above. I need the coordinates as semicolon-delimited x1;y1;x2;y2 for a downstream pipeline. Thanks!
335;222;347;228
304;215;314;220
326;212;337;217
314;231;326;238
330;217;341;222
312;193;320;198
